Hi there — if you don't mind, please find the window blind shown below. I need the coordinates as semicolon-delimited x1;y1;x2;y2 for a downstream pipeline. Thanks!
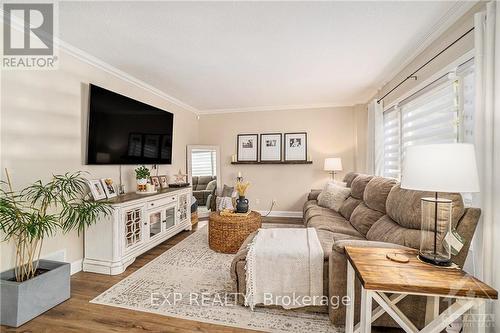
383;106;401;179
381;60;474;179
191;150;216;177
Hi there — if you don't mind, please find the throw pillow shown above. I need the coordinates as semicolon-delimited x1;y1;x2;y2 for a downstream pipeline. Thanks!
221;185;234;197
206;179;217;191
216;196;234;211
317;183;351;212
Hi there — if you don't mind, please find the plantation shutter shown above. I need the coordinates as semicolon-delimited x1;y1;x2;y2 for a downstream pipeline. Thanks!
383;106;401;179
191;150;216;177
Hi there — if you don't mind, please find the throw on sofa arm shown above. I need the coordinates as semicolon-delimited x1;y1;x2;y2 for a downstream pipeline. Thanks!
328;240;427;329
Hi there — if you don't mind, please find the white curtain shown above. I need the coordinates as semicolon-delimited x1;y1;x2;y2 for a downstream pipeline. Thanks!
366;99;384;175
473;0;500;326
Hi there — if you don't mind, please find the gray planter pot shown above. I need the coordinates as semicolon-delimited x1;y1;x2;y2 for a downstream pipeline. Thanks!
0;260;70;327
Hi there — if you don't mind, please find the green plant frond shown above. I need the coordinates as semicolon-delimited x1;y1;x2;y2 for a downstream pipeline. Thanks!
60;199;113;235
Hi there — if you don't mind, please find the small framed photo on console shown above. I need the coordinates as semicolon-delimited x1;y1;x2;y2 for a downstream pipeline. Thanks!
100;178;117;198
150;176;161;189
260;133;282;161
88;179;107;201
237;134;258;162
284;132;307;162
159;175;168;189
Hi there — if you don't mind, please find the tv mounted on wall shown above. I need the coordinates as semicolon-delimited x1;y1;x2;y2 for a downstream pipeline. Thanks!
86;84;174;165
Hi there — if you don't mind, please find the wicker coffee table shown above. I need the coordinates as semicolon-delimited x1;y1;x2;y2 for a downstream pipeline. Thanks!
208;211;262;254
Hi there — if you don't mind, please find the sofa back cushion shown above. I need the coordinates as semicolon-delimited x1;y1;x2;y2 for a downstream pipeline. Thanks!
363;177;398;214
350;174;373;199
339;197;362;220
349;203;384;236
194;176;216;191
343;172;359;188
386;184;465;230
366;215;422;249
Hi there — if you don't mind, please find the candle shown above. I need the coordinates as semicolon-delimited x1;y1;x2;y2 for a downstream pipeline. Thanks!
238;171;242;178
146;183;154;192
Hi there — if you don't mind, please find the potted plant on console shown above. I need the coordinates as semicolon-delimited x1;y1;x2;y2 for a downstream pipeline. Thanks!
0;170;112;327
135;165;150;192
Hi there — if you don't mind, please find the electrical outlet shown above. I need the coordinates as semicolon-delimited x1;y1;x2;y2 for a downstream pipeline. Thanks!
255;198;260;205
272;198;278;206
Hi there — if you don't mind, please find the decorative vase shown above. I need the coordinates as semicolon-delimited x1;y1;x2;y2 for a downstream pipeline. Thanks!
137;178;147;192
236;196;249;213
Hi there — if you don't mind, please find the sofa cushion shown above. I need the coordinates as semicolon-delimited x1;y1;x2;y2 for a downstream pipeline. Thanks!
386;185;465;230
317;183;351;212
339;196;362;220
304;206;342;224
350;174;374;199
303;200;319;214
343;172;359;188
308;215;364;238
363;177;398;214
206;179;217;191
366;215;422;249
349;203;384;236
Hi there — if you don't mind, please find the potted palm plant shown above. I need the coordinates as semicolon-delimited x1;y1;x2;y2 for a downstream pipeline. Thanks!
0;170;112;327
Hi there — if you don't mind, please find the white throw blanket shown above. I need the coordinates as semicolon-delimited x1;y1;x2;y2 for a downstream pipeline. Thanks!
245;228;324;310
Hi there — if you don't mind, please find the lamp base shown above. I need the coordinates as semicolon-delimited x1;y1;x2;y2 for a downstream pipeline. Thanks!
418;253;452;267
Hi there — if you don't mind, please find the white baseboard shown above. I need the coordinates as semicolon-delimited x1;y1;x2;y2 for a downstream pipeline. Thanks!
71;259;83;275
257;210;303;218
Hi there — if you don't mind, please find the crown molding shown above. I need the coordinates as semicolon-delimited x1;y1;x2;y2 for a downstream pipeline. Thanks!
57;41;200;115
198;102;365;115
373;1;478;92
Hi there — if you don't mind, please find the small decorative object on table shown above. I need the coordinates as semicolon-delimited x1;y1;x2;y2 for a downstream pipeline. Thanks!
401;143;479;267
159;175;168;189
235;180;250;213
88;179;107;200
150;176;160;189
135;165;150;192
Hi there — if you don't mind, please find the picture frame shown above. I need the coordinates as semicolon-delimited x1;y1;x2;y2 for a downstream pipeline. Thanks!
150;176;161;189
159;175;168;189
100;178;117;198
284;132;307;162
260;133;282;161
237;134;258;162
88;179;107;201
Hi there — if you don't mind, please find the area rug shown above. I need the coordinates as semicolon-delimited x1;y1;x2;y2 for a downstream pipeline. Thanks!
91;223;340;333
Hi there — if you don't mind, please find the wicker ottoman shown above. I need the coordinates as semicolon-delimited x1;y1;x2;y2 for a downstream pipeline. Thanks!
208;211;262;254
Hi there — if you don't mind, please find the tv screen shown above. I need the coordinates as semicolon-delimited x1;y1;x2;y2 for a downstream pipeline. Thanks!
87;84;174;165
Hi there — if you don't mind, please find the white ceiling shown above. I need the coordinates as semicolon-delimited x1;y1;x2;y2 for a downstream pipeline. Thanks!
58;1;473;113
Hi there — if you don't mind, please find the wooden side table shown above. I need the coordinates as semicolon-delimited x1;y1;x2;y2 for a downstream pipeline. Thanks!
208;211;262;254
344;246;498;333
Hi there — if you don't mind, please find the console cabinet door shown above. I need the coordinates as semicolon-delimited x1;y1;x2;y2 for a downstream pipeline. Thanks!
147;207;163;240
123;204;144;252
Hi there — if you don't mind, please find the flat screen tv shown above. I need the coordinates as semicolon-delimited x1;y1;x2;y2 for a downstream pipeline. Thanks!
87;84;174;165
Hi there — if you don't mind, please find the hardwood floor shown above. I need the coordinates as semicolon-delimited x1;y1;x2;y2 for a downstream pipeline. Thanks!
1;217;400;333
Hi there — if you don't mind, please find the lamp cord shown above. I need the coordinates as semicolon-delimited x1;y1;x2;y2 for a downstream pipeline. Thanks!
264;201;276;217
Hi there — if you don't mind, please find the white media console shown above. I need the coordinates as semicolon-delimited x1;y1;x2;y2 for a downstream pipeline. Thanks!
83;187;192;275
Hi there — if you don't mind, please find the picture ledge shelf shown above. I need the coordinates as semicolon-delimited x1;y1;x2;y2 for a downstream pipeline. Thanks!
231;161;313;165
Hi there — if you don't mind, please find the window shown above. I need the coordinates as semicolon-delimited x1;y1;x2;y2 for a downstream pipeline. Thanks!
191;150;217;177
382;61;474;179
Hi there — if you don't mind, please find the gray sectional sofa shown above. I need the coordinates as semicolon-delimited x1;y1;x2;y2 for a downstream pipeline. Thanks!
230;172;481;329
304;172;480;328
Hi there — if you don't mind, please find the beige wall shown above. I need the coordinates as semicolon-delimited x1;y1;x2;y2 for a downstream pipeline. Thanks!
377;2;484;106
198;107;360;213
0;51;199;272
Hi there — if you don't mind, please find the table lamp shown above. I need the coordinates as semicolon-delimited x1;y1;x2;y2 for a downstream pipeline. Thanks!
401;143;479;266
324;158;342;181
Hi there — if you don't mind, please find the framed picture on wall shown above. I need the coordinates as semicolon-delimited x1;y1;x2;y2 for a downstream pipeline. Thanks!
284;132;307;162
237;134;258;162
88;179;107;201
260;133;282;161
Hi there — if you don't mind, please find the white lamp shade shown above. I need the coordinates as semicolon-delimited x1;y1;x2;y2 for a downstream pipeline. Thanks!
401;143;480;193
324;158;342;171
